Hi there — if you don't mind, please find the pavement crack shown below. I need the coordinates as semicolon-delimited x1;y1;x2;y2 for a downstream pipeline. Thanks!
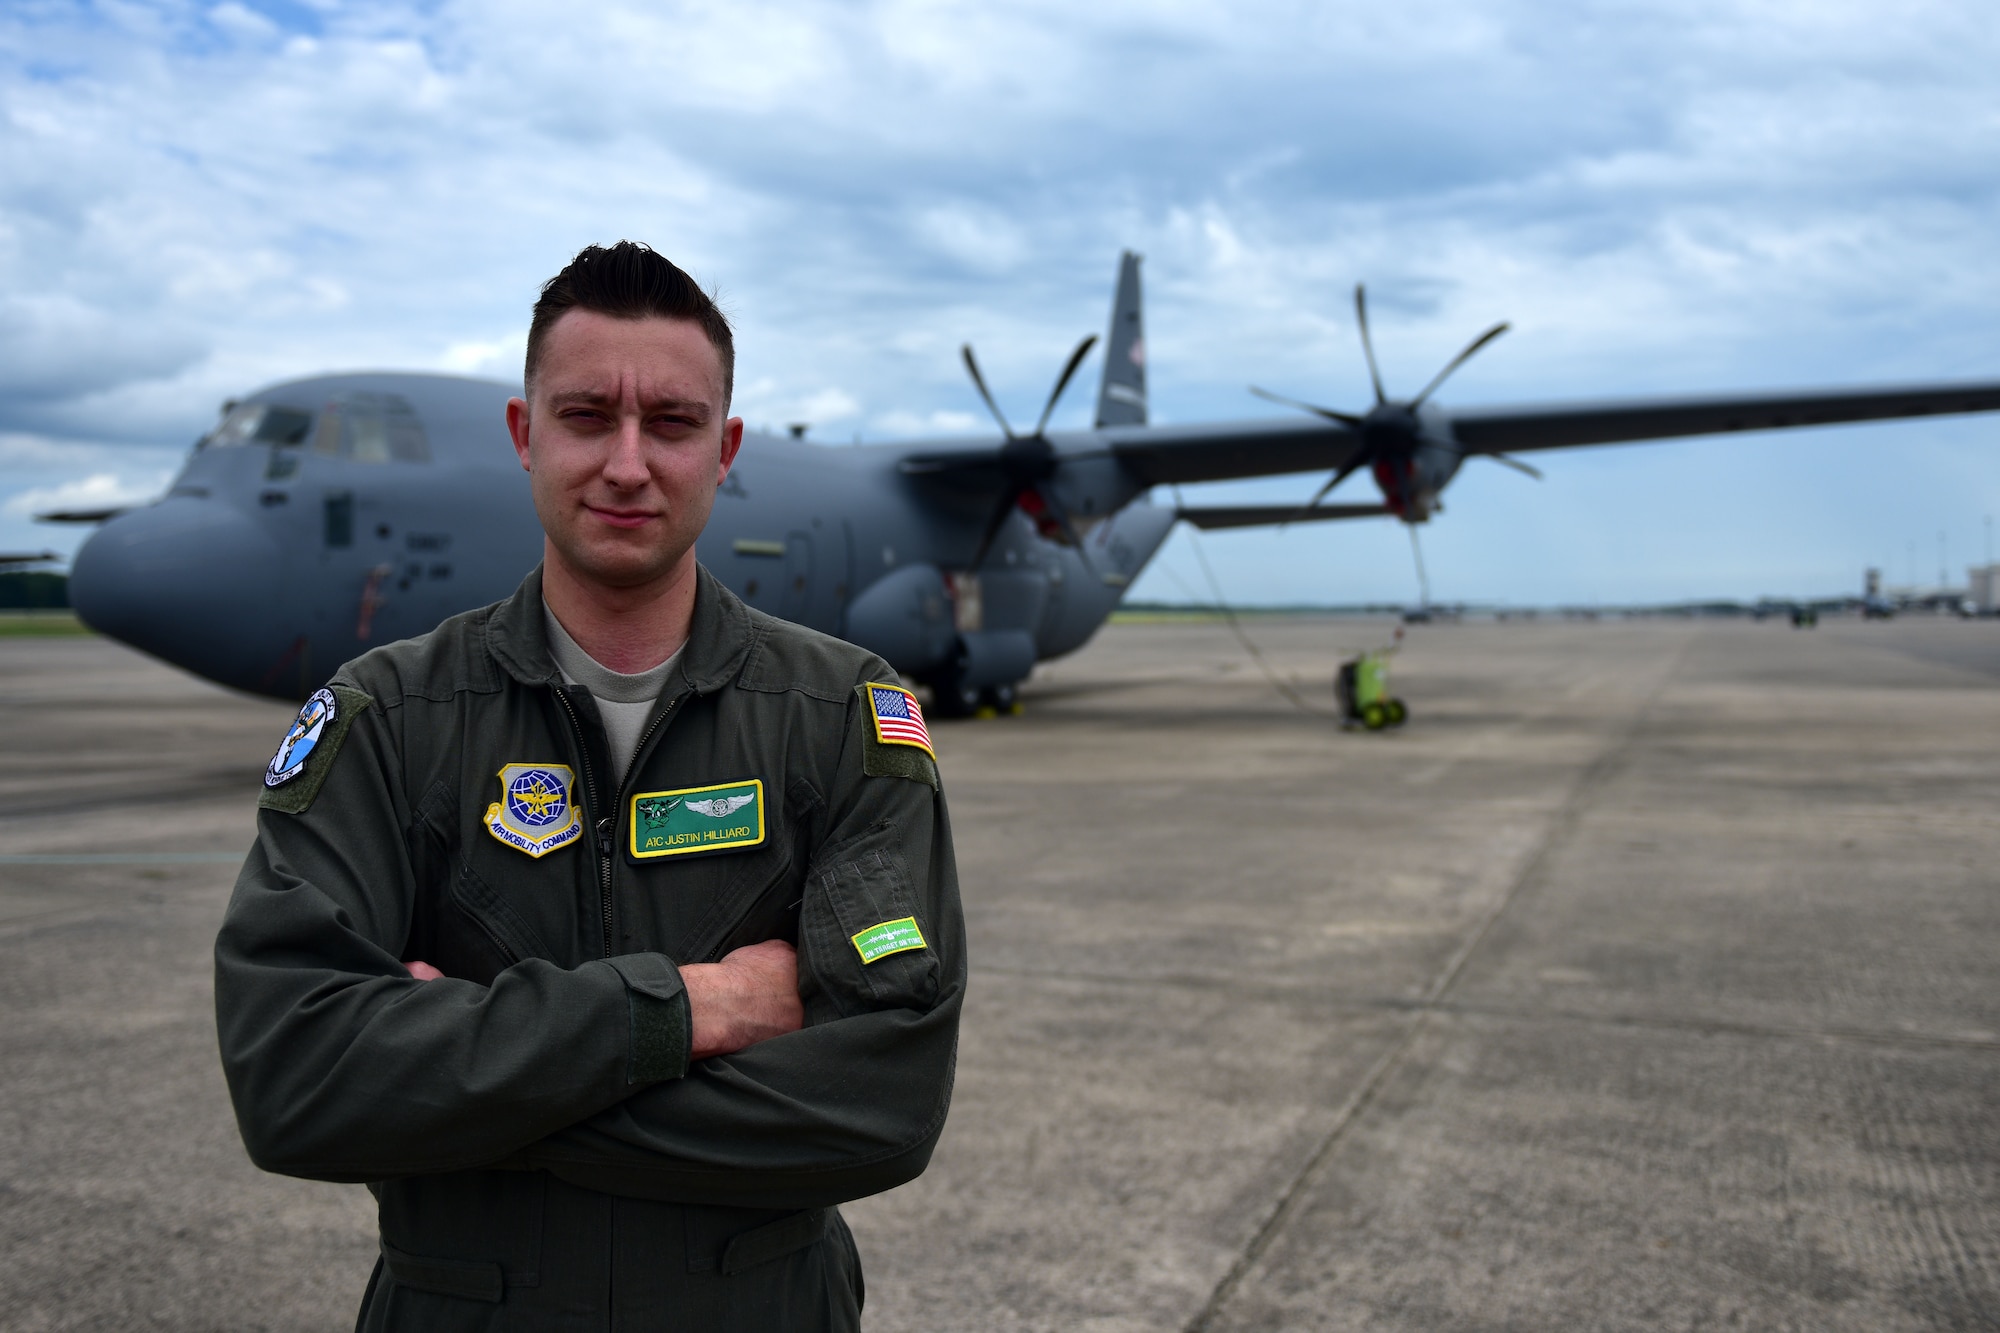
1181;637;1691;1332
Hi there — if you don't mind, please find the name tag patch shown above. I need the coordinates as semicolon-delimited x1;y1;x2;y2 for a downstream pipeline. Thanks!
630;779;766;859
851;916;926;964
485;763;583;858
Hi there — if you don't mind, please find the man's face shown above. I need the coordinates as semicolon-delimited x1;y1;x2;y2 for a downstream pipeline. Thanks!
507;310;743;591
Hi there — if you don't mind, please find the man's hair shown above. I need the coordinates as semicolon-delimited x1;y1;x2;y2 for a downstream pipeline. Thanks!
525;241;734;405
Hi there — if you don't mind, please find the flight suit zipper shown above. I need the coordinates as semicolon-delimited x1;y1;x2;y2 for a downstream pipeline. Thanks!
553;684;685;959
551;685;616;958
604;695;683;944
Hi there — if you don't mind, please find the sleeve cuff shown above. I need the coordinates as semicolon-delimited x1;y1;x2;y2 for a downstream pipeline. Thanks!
601;954;691;1084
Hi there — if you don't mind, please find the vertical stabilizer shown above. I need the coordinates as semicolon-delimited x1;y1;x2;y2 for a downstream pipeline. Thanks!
1094;251;1147;428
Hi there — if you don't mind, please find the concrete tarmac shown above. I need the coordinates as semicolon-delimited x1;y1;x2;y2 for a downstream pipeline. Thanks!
1;617;1995;1330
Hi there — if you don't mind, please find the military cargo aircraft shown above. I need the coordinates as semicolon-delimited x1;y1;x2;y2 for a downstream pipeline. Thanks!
60;253;2000;712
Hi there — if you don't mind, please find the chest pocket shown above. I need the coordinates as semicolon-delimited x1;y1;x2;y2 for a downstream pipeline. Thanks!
403;779;569;981
623;777;824;964
799;821;940;1021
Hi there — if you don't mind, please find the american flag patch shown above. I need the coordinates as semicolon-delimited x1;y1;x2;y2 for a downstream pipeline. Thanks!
867;684;934;757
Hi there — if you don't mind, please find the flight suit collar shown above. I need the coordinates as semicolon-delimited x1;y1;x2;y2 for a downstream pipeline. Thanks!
486;563;758;697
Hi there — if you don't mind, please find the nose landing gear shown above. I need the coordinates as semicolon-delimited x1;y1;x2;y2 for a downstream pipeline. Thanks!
922;675;1025;720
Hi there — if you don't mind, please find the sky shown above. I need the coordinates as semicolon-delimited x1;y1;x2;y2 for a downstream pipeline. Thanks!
2;0;1996;606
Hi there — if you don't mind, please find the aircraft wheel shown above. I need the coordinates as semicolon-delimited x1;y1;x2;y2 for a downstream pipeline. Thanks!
980;683;1019;714
1361;701;1390;731
1386;698;1409;726
924;677;983;719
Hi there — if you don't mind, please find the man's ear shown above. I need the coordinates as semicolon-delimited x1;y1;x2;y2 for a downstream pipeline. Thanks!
506;397;533;473
716;416;746;486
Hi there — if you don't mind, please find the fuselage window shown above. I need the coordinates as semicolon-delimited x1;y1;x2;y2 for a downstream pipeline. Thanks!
199;403;314;450
311;392;431;464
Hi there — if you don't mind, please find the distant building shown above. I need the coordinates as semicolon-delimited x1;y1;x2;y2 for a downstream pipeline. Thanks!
1970;565;2000;615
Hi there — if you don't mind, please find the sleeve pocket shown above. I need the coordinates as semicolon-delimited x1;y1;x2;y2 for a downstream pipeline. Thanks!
802;829;940;1019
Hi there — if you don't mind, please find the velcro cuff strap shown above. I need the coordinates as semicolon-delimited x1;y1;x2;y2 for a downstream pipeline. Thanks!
382;1241;503;1303
720;1208;830;1275
602;954;691;1084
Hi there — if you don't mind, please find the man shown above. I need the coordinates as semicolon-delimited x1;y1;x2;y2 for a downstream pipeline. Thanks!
215;241;965;1331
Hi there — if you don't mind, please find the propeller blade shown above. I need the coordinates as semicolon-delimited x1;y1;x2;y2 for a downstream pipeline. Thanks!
967;491;1020;569
1032;334;1099;437
1409;320;1510;409
1487;452;1543;480
1248;386;1366;427
1286;458;1368;525
1354;283;1387;407
961;344;1018;440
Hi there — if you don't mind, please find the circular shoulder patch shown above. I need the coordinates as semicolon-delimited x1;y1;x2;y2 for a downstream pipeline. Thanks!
266;688;338;788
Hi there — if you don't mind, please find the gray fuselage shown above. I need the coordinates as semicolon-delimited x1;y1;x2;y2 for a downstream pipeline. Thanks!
69;372;1175;699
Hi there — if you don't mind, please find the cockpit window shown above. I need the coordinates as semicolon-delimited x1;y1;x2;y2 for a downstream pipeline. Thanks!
199;403;315;449
311;392;430;464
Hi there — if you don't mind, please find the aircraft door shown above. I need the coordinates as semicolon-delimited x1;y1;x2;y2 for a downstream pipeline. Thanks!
781;532;813;624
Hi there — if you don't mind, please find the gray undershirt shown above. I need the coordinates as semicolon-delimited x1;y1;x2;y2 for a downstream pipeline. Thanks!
543;604;684;781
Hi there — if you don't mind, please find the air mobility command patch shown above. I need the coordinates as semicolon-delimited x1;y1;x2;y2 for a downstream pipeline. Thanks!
258;686;373;815
629;779;766;860
851;916;927;964
484;763;583;858
856;683;939;788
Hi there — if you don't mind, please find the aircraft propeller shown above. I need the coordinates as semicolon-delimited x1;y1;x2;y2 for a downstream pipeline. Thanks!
904;333;1101;570
1251;284;1539;522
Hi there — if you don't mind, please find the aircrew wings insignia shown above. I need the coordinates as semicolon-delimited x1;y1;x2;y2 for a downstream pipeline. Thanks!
684;794;756;818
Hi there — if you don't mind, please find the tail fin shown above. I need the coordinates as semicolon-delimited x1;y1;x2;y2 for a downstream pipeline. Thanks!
1094;251;1147;428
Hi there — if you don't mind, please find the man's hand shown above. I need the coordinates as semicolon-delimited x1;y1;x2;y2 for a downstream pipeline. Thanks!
403;944;802;1061
681;939;803;1060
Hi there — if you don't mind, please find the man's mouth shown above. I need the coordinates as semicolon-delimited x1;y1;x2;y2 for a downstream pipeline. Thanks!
587;504;660;531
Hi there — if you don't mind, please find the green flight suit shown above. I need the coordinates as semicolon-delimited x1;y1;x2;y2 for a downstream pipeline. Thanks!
214;565;966;1331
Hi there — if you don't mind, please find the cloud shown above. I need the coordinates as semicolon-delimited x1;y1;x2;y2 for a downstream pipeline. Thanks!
0;0;1994;598
909;205;1029;275
870;408;981;439
440;334;525;379
4;469;171;519
206;3;282;44
0;295;206;411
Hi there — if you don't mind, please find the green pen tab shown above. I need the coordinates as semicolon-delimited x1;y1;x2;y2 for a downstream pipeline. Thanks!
851;916;926;965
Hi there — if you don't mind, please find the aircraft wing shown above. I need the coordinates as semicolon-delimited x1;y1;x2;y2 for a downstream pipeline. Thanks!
1101;417;1364;486
902;376;2000;521
1448;380;2000;456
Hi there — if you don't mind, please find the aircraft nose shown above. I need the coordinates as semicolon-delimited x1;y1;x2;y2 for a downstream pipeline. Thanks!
71;497;286;690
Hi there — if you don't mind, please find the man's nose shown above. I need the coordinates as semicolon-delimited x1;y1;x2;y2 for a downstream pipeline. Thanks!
601;419;652;487
70;497;287;692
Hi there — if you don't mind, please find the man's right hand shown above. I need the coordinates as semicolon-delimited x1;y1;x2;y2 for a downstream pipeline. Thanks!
680;939;804;1060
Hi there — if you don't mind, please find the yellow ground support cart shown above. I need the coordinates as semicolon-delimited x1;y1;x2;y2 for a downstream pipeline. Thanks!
1335;633;1409;731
